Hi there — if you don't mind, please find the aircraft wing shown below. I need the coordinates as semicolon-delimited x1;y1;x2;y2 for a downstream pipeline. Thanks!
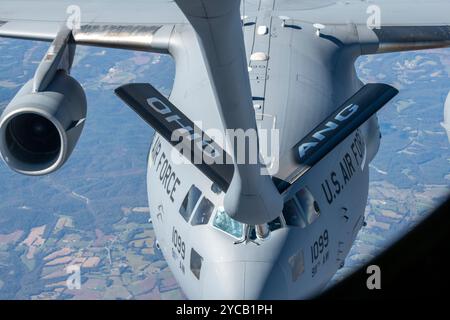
0;0;187;53
283;0;450;53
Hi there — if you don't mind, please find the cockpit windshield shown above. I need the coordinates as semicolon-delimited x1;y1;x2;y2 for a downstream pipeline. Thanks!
282;187;320;227
213;207;244;239
191;197;214;226
283;198;307;228
179;185;201;222
296;188;320;225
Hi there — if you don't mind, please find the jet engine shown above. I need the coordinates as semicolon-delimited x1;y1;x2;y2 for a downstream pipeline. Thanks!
0;70;86;175
442;91;450;144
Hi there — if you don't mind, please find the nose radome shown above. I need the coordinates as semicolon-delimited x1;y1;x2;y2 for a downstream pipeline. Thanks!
202;261;289;299
244;261;289;299
202;261;245;299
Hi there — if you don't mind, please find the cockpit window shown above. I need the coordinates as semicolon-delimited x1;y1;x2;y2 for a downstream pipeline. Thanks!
213;207;243;239
190;248;203;280
296;188;320;225
179;185;202;222
249;216;284;240
191;197;215;226
268;217;283;231
283;199;307;228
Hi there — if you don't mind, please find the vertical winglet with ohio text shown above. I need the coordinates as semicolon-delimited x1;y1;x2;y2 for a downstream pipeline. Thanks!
115;83;234;192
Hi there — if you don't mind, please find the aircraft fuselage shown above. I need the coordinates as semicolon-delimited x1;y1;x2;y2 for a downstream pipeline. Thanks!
146;2;381;299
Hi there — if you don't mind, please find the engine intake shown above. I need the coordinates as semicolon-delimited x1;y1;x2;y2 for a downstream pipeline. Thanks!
0;70;86;175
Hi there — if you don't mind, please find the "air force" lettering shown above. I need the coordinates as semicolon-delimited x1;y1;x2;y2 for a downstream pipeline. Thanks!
298;103;359;159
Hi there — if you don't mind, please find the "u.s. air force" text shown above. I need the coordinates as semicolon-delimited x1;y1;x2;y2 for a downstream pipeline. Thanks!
321;130;366;205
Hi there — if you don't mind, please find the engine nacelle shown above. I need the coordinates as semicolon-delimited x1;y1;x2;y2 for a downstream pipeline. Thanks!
0;70;86;175
442;91;450;144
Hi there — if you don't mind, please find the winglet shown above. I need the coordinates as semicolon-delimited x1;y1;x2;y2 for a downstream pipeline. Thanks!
281;83;398;191
115;82;234;192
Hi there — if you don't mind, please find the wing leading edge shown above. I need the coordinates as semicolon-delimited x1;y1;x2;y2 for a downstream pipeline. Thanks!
0;0;187;53
2;0;450;54
281;0;450;54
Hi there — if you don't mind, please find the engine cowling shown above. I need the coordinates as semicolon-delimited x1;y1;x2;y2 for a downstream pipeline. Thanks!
443;91;450;144
0;70;86;175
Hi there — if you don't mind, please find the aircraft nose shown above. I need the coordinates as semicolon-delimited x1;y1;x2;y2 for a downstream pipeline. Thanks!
202;261;245;299
243;261;288;299
203;261;288;299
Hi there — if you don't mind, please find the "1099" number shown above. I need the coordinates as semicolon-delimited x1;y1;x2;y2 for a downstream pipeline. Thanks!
172;226;186;260
310;229;329;263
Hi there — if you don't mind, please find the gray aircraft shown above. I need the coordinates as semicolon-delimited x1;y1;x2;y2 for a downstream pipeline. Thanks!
443;91;450;143
0;0;449;299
